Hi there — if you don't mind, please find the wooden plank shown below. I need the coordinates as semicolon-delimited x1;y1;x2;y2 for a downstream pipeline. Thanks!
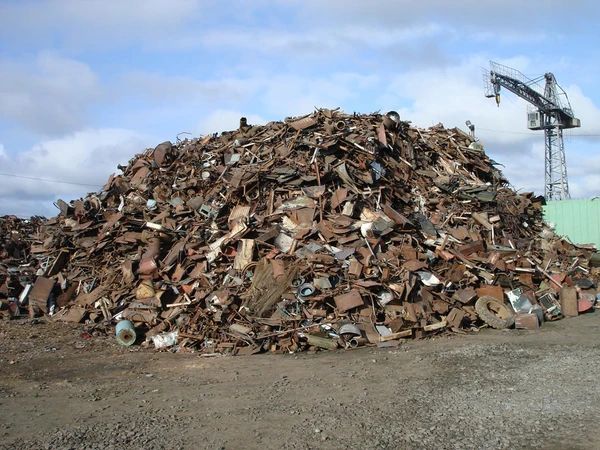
379;329;412;342
423;320;447;332
559;286;579;317
234;239;255;271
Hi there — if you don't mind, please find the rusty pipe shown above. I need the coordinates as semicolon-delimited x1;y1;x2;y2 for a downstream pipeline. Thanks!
348;337;367;348
333;120;346;131
306;334;337;350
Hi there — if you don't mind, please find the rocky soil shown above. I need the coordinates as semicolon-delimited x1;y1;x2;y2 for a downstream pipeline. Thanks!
1;314;600;450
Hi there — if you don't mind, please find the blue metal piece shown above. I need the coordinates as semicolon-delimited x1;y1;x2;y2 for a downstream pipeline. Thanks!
115;320;136;346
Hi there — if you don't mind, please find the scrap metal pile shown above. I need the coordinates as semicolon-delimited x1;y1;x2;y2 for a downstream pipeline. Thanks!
1;109;598;354
0;215;46;318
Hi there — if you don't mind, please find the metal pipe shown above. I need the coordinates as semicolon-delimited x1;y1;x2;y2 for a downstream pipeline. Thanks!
306;334;337;350
348;337;367;348
334;120;346;131
115;320;136;346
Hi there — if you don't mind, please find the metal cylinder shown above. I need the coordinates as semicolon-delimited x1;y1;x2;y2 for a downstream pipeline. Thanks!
382;111;400;130
348;337;367;348
145;222;168;232
386;110;400;123
306;334;337;350
115;320;136;346
338;323;361;336
334;120;346;131
298;283;316;297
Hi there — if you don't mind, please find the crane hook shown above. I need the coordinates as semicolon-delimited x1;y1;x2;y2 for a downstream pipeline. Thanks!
493;83;501;107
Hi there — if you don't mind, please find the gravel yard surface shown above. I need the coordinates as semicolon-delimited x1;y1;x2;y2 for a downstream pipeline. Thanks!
1;313;600;450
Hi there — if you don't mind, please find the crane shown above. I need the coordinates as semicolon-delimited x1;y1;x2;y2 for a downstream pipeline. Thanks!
484;61;581;201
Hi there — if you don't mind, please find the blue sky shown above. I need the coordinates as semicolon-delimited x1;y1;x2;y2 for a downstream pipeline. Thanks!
1;0;599;217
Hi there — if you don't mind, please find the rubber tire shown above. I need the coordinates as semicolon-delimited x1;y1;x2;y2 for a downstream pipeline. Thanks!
475;295;515;329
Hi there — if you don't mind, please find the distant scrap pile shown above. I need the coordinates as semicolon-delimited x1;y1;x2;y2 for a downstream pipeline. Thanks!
0;215;46;316
1;108;598;354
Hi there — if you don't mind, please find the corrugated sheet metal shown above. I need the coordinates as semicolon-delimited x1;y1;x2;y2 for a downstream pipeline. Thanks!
543;199;600;248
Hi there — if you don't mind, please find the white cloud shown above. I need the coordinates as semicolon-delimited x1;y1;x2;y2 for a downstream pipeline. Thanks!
0;129;152;217
494;142;545;195
0;0;205;49
120;71;256;106
569;174;600;200
293;0;597;34
120;70;380;121
566;86;600;134
0;51;101;136
182;23;449;57
562;150;600;199
4;0;594;56
382;56;535;143
259;73;380;118
470;30;548;44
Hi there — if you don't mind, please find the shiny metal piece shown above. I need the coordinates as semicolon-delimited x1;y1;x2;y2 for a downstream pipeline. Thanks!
382;111;400;130
170;197;184;207
298;283;315;297
18;284;32;306
145;222;168;232
386;111;400;123
338;323;361;336
507;288;533;313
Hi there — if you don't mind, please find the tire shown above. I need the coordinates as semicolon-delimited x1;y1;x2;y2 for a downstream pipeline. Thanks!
475;295;515;329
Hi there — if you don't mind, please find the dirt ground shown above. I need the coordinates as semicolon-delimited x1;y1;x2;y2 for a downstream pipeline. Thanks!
1;313;600;450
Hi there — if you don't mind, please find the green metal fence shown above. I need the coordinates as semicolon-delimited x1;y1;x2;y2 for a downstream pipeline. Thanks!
543;199;600;248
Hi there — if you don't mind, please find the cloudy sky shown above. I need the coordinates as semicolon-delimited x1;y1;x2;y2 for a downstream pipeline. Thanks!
1;0;599;217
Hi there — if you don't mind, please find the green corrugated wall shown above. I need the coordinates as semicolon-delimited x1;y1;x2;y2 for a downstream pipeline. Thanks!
543;199;600;247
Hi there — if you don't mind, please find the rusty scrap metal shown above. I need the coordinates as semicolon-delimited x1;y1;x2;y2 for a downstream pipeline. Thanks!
0;109;598;353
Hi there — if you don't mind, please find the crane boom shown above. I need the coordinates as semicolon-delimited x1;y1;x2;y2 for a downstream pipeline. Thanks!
484;61;581;201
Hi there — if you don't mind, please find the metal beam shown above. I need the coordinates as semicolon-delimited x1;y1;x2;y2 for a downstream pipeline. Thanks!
545;121;570;200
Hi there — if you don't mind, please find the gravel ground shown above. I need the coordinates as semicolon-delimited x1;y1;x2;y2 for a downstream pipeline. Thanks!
1;313;600;450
